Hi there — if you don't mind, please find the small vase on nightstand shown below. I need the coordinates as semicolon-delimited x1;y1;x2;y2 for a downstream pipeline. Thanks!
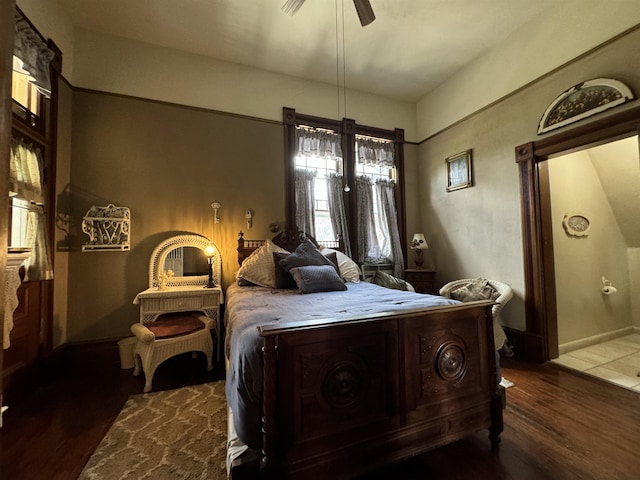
414;248;424;268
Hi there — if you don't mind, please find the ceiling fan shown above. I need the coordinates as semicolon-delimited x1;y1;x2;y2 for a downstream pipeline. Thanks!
282;0;376;27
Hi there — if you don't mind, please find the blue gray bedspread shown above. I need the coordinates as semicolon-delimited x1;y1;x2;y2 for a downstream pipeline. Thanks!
224;281;460;449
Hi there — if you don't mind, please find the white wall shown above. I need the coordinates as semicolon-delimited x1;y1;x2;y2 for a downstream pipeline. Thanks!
19;1;640;144
416;1;640;140
69;29;419;141
418;28;640;334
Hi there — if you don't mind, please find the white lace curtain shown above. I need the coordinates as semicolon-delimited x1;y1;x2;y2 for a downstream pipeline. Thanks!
294;168;317;237
376;179;404;277
14;10;55;97
296;128;342;159
356;176;379;263
10;138;43;203
9;139;53;281
356;136;394;167
326;173;352;258
356;176;404;275
25;204;54;281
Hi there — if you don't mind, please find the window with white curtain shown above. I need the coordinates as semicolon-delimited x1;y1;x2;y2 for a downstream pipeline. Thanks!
294;127;344;244
285;109;406;277
8;8;57;282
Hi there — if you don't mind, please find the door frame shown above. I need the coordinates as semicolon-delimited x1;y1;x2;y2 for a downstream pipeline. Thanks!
515;104;640;362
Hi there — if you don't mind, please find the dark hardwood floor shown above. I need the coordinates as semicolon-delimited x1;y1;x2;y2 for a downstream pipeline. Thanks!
2;345;639;480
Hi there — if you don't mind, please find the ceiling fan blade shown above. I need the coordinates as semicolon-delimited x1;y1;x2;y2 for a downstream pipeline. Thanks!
353;0;375;26
282;0;306;16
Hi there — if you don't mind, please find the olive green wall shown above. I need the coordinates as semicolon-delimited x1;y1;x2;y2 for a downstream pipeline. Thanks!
52;79;73;347
66;92;285;341
419;27;640;336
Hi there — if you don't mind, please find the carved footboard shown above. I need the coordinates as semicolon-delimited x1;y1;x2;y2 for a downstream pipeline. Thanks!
256;300;502;479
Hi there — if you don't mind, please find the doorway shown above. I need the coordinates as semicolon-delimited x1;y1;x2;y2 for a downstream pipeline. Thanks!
515;105;640;363
546;137;640;390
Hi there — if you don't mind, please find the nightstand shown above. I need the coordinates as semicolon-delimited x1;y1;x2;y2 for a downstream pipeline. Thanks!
405;269;436;294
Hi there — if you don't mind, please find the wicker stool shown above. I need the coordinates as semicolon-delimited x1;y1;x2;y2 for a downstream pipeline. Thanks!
130;311;214;393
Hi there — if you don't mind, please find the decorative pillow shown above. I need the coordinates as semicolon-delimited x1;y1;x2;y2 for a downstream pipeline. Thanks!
369;270;409;291
289;265;348;294
146;312;205;339
273;252;298;289
320;247;362;283
279;237;336;272
274;251;340;289
236;239;289;288
450;278;500;302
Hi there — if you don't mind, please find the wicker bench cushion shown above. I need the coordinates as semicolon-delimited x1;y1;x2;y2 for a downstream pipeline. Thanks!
147;313;205;339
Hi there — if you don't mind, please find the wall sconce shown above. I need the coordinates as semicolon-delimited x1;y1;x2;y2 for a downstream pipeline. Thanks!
204;244;216;288
410;233;428;268
211;201;221;224
245;209;253;229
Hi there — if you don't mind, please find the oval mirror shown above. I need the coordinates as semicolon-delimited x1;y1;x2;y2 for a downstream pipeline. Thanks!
148;234;221;288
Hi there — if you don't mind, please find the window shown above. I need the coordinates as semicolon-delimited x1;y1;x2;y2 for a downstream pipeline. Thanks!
12;64;42;118
9;8;58;281
9;198;29;249
293;127;343;244
283;108;406;277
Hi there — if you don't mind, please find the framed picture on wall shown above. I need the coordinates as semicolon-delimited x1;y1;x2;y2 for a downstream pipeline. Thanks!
446;149;473;192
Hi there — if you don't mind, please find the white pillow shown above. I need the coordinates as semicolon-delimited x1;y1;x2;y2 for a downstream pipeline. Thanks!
320;247;362;283
236;239;289;288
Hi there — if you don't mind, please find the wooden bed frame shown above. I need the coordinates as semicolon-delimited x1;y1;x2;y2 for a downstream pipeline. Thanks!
229;230;503;479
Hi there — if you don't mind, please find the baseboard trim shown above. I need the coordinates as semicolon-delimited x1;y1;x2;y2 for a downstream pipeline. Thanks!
558;326;637;355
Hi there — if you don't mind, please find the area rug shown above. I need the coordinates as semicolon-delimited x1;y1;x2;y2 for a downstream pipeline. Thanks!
78;381;227;480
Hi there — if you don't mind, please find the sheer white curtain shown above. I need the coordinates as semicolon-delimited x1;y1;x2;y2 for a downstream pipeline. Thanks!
26;204;54;281
297;128;342;158
357;137;395;167
295;127;345;239
10;138;43;203
326;173;352;258
376;179;404;277
9;138;53;281
356;176;381;263
294;168;317;237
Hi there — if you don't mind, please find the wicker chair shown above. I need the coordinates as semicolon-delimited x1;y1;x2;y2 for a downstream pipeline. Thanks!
131;312;214;393
439;278;513;353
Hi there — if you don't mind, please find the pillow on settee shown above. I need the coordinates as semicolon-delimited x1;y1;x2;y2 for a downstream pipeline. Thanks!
289;265;348;294
236;239;289;288
369;270;409;291
450;278;500;302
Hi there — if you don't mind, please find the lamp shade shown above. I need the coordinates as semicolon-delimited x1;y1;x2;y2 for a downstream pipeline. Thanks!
411;233;428;249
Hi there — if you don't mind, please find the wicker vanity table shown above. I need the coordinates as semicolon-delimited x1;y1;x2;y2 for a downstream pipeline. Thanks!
133;285;223;360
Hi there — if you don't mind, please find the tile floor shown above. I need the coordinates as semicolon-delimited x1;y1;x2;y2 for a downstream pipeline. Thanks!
552;334;640;392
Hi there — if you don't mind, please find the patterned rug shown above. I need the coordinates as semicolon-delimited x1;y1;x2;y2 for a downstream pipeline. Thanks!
78;381;227;480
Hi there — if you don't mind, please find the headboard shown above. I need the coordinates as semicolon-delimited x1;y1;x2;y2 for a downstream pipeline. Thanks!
237;229;344;265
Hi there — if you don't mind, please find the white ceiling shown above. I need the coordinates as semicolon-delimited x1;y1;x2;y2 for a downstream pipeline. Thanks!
56;0;558;103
